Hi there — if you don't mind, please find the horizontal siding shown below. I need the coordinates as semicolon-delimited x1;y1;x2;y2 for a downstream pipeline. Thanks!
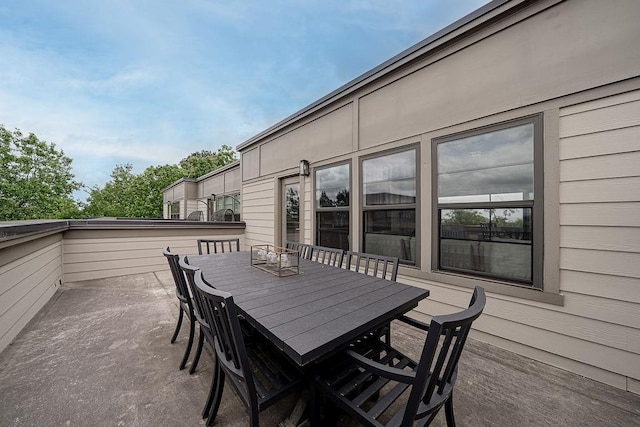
559;98;640;138
560;270;640;304
560;248;640;279
403;279;640;387
560;226;640;253
63;231;244;282
0;240;63;353
559;126;640;160
559;177;640;203
242;179;275;247
560;152;640;182
555;89;640;392
560;202;640;226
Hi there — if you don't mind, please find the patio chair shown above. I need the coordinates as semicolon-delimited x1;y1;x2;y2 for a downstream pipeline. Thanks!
197;238;241;255
345;251;400;346
179;257;223;419
285;241;313;260
344;251;399;281
312;286;486;427
162;247;196;371
194;270;304;427
309;245;344;267
178;256;211;374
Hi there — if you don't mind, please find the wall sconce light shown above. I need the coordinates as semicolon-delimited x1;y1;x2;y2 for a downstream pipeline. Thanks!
299;159;310;177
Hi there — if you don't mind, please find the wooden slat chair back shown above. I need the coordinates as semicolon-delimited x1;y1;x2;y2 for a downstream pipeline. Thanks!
198;238;241;255
178;257;222;420
345;251;400;281
162;246;196;371
194;270;303;426
285;241;313;260
313;286;486;427
309;245;344;267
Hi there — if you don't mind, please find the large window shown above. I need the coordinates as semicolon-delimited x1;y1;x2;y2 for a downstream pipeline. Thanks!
170;202;180;219
315;163;350;250
362;148;417;264
215;193;240;221
434;115;542;288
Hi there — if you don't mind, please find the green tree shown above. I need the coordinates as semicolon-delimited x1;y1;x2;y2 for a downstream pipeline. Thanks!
441;209;487;225
0;126;82;220
84;145;236;218
179;145;236;178
84;164;183;218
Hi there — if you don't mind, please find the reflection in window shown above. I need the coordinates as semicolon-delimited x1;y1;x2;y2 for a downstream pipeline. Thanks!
440;208;532;283
362;149;417;264
170;202;180;219
316;164;349;208
438;123;534;203
214;193;240;221
435;117;541;287
315;163;350;250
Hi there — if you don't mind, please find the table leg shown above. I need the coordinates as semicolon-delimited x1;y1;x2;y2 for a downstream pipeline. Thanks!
278;388;310;427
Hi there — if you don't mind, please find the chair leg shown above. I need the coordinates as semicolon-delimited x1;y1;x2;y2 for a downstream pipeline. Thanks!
202;356;221;418
206;363;225;427
170;307;184;343
444;394;456;427
179;316;195;370
190;328;205;374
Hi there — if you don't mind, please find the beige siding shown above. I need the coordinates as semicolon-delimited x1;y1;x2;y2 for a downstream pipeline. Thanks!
233;0;640;394
186;200;199;219
0;237;63;352
242;179;275;247
202;175;225;196
63;229;244;282
259;104;353;177
557;90;640;390
358;0;640;149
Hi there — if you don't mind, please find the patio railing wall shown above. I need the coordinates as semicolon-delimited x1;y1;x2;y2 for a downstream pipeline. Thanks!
0;219;245;353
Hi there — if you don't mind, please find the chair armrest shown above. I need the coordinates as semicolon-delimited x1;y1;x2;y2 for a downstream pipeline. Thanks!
398;315;458;336
397;315;431;332
345;349;416;384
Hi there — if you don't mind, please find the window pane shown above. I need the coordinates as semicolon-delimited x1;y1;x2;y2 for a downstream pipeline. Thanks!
285;184;300;243
437;123;534;203
364;209;416;264
363;150;416;205
316;164;349;207
317;211;349;250
440;208;532;283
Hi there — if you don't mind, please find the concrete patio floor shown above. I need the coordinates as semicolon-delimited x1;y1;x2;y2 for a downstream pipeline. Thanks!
1;271;639;426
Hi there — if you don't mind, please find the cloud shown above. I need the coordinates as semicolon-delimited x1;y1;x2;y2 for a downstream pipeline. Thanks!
1;0;491;201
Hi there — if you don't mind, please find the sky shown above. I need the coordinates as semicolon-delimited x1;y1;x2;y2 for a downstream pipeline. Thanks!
0;0;489;201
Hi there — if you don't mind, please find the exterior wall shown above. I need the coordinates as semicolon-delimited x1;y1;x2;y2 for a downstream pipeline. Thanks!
558;90;640;393
163;162;241;220
242;178;275;248
0;234;63;352
0;220;246;353
235;0;640;393
63;226;245;282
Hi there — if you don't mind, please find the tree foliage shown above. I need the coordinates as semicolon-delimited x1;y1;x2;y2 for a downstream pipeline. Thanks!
84;164;184;218
0;126;82;220
84;145;237;218
179;145;236;178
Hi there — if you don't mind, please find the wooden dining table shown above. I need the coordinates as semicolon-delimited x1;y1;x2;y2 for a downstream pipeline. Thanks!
188;251;429;367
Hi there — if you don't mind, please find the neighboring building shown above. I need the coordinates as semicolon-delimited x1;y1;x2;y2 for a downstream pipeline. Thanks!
233;0;640;394
162;160;240;221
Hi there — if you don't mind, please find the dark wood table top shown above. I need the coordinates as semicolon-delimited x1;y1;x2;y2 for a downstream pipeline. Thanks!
189;252;429;366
